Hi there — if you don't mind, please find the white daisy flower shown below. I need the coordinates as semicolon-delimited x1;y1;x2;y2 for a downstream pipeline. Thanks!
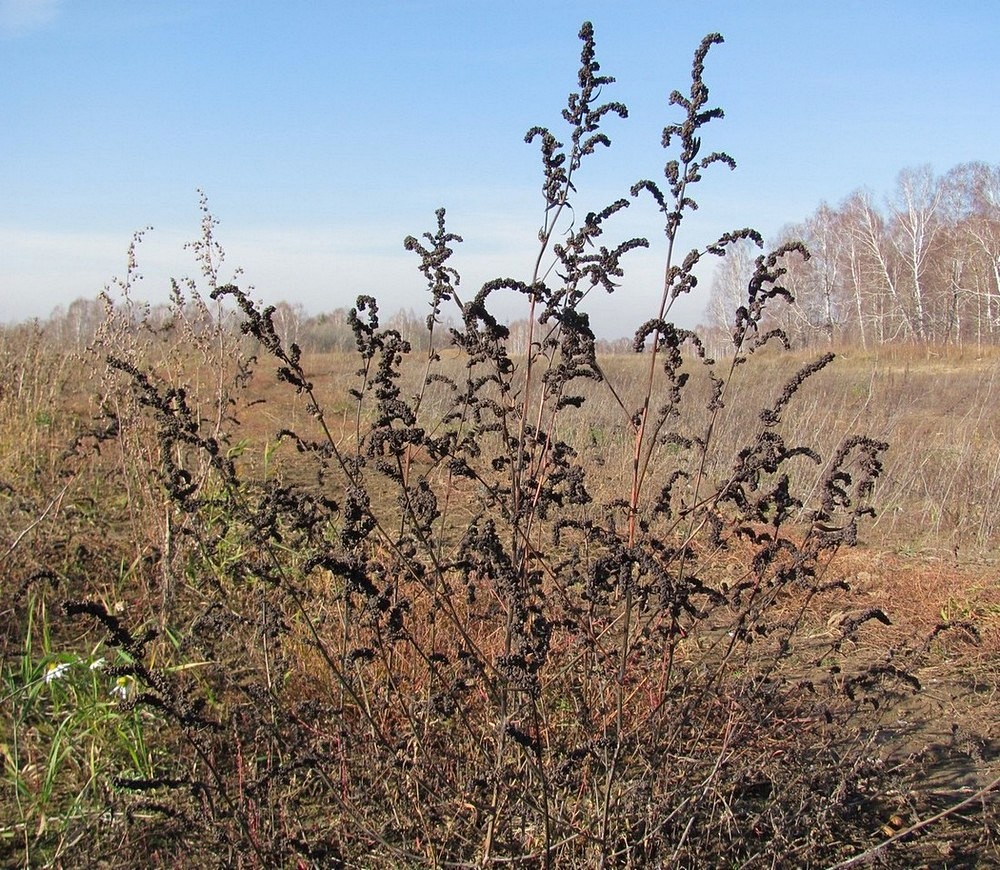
110;675;135;700
44;661;72;683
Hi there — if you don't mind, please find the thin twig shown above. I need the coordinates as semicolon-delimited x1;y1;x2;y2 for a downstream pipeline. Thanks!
826;769;1000;869
3;480;70;562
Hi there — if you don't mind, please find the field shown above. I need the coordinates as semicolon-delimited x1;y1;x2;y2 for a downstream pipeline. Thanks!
4;24;999;869
2;305;999;867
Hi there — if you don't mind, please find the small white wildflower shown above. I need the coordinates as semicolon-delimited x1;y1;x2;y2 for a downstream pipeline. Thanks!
110;675;135;700
89;657;107;671
44;661;72;683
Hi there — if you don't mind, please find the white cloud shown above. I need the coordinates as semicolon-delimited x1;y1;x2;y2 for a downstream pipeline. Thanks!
0;0;61;37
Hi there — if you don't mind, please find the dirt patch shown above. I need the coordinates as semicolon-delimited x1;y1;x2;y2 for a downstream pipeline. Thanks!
798;549;1000;865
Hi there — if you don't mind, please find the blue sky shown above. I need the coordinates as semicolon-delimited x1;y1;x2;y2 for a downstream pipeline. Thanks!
2;1;996;336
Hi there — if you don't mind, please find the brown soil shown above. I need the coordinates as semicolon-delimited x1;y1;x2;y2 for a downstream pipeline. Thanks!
794;549;1000;866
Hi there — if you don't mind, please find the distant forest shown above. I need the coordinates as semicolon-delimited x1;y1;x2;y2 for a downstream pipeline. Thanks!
30;161;1000;356
705;162;1000;352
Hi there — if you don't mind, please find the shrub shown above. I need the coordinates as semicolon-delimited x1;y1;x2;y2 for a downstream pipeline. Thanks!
8;22;926;869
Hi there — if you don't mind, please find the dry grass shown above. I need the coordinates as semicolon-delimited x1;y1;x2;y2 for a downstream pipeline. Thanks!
259;345;1000;562
7;329;1000;866
4;22;1000;866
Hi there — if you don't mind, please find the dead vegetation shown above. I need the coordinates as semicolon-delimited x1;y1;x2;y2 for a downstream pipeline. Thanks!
3;22;999;869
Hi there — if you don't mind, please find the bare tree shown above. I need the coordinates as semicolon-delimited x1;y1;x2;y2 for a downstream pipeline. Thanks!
703;237;758;354
271;301;305;347
837;192;877;349
854;189;916;341
888;166;945;340
776;203;856;346
942;162;1000;345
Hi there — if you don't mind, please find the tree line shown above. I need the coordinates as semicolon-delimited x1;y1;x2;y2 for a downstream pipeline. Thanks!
34;296;634;357
25;160;1000;356
705;162;1000;351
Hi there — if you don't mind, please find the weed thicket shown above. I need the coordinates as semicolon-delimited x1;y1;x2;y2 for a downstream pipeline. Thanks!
9;22;986;869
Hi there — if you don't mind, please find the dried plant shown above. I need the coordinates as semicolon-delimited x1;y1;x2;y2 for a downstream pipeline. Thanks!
13;21;998;870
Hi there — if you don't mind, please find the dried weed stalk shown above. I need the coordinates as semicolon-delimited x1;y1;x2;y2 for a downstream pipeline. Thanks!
34;22;975;870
